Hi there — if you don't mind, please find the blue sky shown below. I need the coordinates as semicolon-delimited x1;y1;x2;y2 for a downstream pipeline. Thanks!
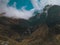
8;0;34;10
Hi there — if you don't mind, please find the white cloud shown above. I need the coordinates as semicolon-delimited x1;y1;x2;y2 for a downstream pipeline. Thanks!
31;0;40;10
48;0;60;5
4;7;35;19
40;0;60;8
31;0;60;12
0;0;35;20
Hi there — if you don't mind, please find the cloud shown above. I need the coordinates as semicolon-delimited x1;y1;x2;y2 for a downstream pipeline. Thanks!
31;0;40;10
48;0;60;5
4;7;35;19
0;0;35;20
40;0;60;8
31;0;60;12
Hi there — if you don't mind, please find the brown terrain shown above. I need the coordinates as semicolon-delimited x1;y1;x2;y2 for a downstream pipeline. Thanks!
0;5;60;45
0;16;60;45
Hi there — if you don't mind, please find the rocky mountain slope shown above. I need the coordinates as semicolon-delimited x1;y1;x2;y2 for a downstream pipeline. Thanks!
0;5;60;45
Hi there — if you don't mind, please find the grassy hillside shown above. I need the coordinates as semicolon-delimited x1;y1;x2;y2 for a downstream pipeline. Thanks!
0;5;60;45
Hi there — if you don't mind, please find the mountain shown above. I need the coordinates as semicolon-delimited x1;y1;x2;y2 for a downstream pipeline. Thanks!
19;5;60;45
0;5;60;45
0;15;33;44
